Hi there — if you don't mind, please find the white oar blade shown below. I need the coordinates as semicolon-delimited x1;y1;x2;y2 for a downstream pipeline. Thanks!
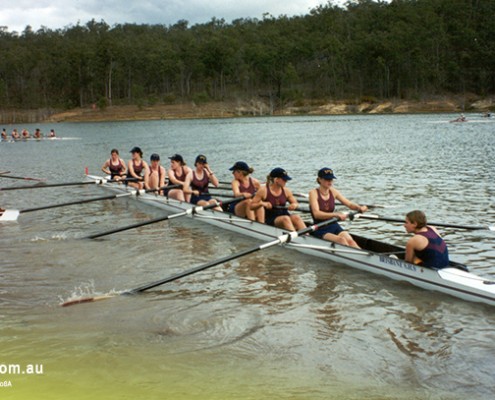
0;209;20;221
489;226;495;232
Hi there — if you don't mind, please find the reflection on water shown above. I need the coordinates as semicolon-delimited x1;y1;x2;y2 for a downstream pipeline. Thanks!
1;114;494;399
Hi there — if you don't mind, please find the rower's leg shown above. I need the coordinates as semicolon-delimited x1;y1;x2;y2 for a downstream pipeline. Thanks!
274;215;296;231
168;189;185;202
322;232;348;245
255;205;265;223
338;232;361;249
291;214;306;231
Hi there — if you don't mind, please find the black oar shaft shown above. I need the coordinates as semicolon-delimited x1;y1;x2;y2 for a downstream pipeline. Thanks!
84;196;240;239
129;243;268;293
128;212;358;294
20;193;132;214
358;214;488;230
17;184;178;217
0;174;45;182
0;177;138;191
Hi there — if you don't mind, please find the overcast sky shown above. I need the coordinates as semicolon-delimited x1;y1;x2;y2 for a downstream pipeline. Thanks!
0;0;346;33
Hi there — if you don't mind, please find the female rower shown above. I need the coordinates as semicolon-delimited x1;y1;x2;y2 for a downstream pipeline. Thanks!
309;167;367;248
146;153;166;194
404;210;450;269
167;154;191;201
1;129;7;140
127;146;149;190
22;129;30;139
33;128;42;139
183;154;220;208
251;167;305;231
11;129;20;140
49;129;56;138
229;161;263;222
101;149;127;180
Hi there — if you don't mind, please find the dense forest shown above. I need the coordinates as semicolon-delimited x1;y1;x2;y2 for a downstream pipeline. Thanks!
0;0;493;111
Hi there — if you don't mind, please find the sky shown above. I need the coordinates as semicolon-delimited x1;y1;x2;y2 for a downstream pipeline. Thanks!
0;0;346;33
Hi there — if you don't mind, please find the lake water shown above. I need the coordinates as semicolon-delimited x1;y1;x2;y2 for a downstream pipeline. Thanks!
1;114;494;399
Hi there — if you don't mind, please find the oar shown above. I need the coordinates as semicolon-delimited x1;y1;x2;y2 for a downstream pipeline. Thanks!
0;184;182;221
0;177;138;191
0;192;134;222
355;214;495;231
0;174;46;182
83;196;242;239
0;170;11;175
62;211;360;307
0;184;181;222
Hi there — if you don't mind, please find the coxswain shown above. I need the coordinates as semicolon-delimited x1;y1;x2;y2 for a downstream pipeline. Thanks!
251;167;305;231
404;210;450;269
229;161;264;222
183;154;220;209
33;128;42;138
308;167;367;248
167;154;190;201
101;149;127;180
127;146;149;190
146;153;166;194
49;129;56;137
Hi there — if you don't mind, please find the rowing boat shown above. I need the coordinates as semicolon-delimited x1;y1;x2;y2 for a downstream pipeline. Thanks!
86;174;495;307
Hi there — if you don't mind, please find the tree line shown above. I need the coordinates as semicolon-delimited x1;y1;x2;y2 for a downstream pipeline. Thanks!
0;0;493;111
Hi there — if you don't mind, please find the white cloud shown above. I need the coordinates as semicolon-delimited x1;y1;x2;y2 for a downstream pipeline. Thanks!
0;0;334;33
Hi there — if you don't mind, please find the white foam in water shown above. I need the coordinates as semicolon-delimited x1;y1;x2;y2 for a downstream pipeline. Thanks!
59;281;121;305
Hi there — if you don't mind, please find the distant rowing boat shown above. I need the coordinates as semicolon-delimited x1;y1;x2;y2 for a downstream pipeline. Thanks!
86;174;495;307
0;137;80;142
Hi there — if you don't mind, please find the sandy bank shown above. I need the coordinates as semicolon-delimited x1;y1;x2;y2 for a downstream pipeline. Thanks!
3;97;494;124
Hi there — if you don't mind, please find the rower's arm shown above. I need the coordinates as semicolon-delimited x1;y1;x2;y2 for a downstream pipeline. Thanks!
285;188;299;211
168;170;178;185
250;187;269;210
127;161;139;179
405;236;426;264
159;167;166;188
182;172;194;195
120;159;128;175
335;189;367;213
101;160;110;175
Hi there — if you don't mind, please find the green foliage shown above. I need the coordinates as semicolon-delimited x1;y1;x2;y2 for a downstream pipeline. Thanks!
97;96;108;110
0;0;493;110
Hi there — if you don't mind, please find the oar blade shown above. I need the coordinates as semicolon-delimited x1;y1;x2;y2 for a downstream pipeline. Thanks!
61;294;115;307
0;209;20;221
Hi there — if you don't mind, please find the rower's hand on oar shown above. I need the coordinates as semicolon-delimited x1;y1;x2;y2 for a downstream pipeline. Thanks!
336;212;348;221
263;201;273;210
287;203;299;211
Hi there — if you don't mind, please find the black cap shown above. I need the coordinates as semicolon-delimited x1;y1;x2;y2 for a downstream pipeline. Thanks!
150;153;160;161
169;154;184;163
318;167;337;180
270;167;292;181
229;161;250;172
130;146;143;156
195;154;207;164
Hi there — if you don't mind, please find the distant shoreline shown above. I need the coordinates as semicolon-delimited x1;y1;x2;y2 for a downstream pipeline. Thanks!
1;97;493;124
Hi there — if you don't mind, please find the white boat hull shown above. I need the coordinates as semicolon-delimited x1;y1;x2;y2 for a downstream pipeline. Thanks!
88;175;495;307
